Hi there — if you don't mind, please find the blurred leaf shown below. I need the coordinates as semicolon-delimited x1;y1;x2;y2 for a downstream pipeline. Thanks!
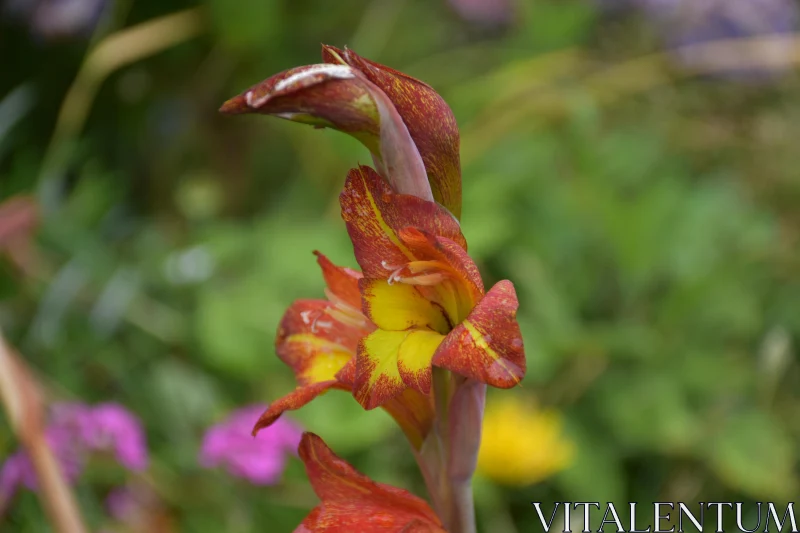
556;420;625;504
594;369;700;454
707;409;797;499
206;0;281;50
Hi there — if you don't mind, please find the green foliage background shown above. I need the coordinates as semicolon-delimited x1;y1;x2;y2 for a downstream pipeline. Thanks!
1;0;799;531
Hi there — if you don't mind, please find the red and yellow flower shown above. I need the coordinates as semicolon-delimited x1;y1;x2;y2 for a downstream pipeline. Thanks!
252;252;433;450
340;165;525;409
223;44;529;533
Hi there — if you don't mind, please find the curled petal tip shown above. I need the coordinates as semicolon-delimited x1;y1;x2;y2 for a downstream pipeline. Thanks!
219;95;249;115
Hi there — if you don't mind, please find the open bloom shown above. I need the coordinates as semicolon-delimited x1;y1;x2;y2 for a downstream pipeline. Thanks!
0;402;148;502
199;405;302;485
252;252;434;450
222;45;528;532
295;432;446;533
252;166;526;440
340;165;526;409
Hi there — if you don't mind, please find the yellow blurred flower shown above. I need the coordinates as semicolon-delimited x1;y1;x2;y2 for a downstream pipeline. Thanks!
477;395;575;486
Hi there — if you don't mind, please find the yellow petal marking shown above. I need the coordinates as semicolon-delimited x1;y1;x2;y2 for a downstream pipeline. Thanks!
462;319;521;386
364;281;450;334
283;333;353;383
398;329;445;382
360;329;406;392
357;171;415;261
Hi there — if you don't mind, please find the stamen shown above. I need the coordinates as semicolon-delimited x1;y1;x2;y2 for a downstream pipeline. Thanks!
400;272;448;285
300;310;315;325
313;320;333;331
387;266;406;285
381;260;404;271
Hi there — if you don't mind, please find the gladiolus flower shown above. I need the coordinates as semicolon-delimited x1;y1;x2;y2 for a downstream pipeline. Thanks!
295;432;446;533
340;165;526;410
222;46;528;533
252;253;434;450
477;396;574;486
199;405;302;485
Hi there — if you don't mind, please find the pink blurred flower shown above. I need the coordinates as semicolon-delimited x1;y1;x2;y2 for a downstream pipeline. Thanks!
199;405;302;485
448;0;514;27
0;402;148;503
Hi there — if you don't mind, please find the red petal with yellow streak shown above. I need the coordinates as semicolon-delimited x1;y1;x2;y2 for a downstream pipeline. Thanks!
353;328;443;408
253;381;342;435
353;330;407;409
323;45;462;220
432;280;526;388
295;433;446;533
340;166;466;278
277;300;363;386
314;251;362;309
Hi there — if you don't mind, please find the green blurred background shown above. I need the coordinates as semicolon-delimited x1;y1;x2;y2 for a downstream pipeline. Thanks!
2;0;800;531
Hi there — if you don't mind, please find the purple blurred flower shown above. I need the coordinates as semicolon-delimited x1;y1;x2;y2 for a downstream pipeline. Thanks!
199;405;302;485
3;0;107;41
448;0;514;27
0;402;148;503
600;0;800;78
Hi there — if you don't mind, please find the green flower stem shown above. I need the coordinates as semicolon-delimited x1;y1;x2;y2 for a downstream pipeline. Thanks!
430;367;477;533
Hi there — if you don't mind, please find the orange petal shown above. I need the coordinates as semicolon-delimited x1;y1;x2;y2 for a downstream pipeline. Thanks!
382;388;435;451
334;357;433;449
323;45;462;219
340;166;466;278
398;228;484;323
253;381;341;435
277;300;363;386
297;433;446;532
314;251;362;310
432;281;526;388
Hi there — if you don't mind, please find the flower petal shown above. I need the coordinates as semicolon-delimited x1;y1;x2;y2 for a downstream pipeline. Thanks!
340;166;466;278
324;45;462;219
314;251;362;310
297;433;445;532
432;280;526;388
382;388;434;451
277;300;362;386
398;228;484;323
221;63;433;202
252;381;341;435
353;330;408;409
219;64;379;140
397;330;444;395
361;279;450;334
335;357;433;449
